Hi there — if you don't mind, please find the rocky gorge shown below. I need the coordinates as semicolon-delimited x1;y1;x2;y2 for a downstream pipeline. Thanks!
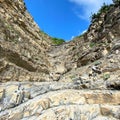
0;0;120;120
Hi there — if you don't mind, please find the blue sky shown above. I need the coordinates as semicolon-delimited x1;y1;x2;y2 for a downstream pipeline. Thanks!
24;0;113;41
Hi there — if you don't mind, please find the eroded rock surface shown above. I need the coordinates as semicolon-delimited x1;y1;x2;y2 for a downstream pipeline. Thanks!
0;82;120;120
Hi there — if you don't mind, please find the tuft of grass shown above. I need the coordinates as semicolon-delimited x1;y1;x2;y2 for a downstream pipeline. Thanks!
103;73;110;80
89;42;96;48
52;37;65;45
77;34;83;38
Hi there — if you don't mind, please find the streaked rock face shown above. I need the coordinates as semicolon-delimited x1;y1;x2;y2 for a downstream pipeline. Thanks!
0;0;53;82
0;0;120;120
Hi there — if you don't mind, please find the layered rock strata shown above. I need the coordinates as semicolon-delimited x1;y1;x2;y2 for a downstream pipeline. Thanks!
0;0;53;82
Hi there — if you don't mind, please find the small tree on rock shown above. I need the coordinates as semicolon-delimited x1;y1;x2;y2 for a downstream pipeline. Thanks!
112;0;120;5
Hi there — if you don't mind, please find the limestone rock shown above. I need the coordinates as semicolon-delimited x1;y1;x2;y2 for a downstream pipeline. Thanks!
0;88;4;102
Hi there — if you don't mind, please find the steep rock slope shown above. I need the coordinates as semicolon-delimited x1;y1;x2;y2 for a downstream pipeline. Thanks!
0;0;53;82
48;2;120;83
0;0;120;120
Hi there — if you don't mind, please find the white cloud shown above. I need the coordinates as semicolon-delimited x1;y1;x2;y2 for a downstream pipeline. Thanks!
69;0;113;20
71;29;87;40
81;29;87;34
71;35;75;40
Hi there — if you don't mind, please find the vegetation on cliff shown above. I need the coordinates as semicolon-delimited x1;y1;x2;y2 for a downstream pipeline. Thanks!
91;3;112;22
52;37;65;45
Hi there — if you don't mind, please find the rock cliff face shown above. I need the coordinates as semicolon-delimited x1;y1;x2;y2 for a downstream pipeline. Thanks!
0;0;120;120
0;0;54;82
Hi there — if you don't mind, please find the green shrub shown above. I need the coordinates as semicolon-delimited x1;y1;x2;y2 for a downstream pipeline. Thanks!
99;3;110;13
112;0;120;4
89;42;96;48
52;37;65;45
103;72;110;80
91;13;101;21
39;30;65;45
91;3;111;21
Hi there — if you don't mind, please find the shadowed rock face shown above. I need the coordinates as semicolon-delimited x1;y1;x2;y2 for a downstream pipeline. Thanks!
0;0;120;120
